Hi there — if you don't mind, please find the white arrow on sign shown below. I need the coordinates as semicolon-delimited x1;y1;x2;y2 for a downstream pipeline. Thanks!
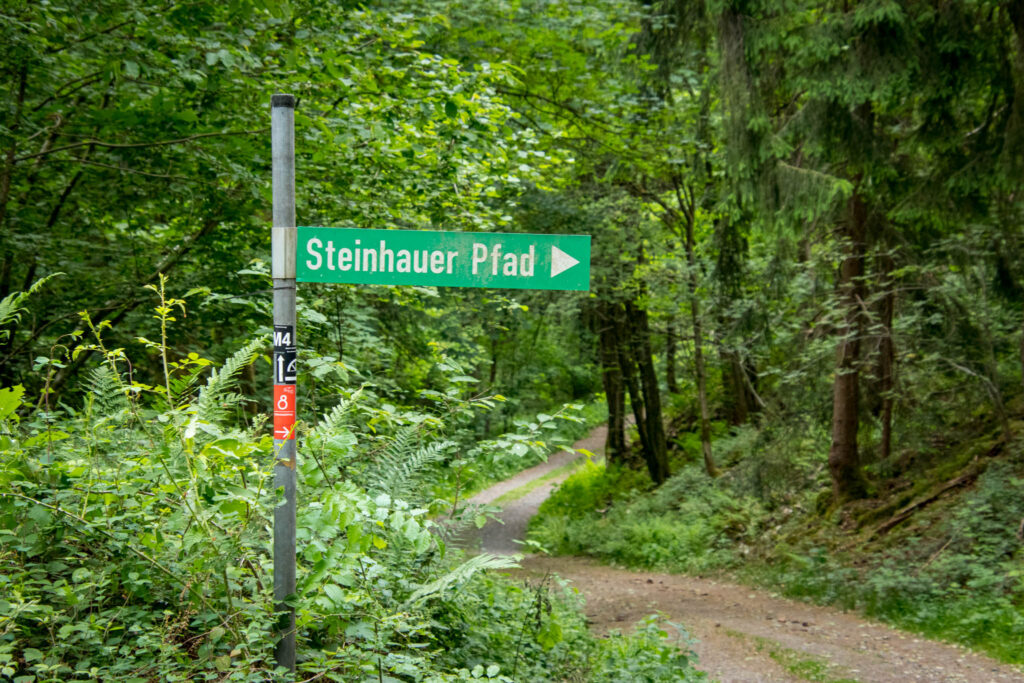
275;425;293;439
551;246;579;278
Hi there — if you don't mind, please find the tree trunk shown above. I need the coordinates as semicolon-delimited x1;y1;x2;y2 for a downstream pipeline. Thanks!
626;300;670;484
980;319;1013;442
875;253;895;462
483;334;499;437
666;320;679;394
616;310;651;463
828;191;869;501
683;211;718;477
0;65;28;303
1011;1;1024;395
722;350;749;425
613;300;666;481
597;301;626;463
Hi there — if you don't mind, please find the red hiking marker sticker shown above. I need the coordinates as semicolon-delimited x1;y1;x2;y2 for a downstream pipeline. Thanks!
273;384;296;440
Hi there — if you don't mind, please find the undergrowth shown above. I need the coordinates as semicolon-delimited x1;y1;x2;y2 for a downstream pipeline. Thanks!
0;282;701;682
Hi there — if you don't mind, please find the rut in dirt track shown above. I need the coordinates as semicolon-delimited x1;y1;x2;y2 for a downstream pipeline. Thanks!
461;424;1024;683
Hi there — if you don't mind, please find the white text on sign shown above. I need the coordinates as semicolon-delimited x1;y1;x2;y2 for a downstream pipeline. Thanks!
305;239;538;278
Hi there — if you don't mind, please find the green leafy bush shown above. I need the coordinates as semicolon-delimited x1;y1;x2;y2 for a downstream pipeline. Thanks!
765;462;1024;663
530;460;764;572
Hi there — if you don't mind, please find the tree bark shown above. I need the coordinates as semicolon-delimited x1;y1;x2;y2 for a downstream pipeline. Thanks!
597;301;626;463
613;299;668;482
721;350;749;425
626;300;670;484
875;253;896;462
1020;315;1024;395
616;307;651;463
980;323;1013;442
665;320;679;394
0;65;28;303
682;206;718;477
483;333;499;437
828;191;869;501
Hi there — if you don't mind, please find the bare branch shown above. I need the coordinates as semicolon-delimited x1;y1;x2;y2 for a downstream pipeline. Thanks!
14;128;269;163
50;157;192;181
32;72;104;112
44;19;135;55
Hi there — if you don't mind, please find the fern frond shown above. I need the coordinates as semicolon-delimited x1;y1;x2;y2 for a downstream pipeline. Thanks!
309;386;371;444
194;335;268;424
0;273;63;342
404;553;519;606
86;365;129;419
435;502;493;550
311;396;355;440
366;427;451;502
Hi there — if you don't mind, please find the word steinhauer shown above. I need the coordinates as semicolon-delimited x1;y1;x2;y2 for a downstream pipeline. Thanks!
304;238;536;277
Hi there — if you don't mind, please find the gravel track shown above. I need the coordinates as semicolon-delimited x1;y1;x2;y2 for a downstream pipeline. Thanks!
465;424;1024;683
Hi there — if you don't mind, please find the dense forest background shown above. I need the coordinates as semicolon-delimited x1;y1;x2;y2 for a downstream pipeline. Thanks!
2;0;1024;680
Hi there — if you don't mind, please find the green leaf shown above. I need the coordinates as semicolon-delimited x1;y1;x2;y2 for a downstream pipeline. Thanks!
23;430;70;447
345;620;375;640
324;583;345;605
536;618;563;650
0;385;25;422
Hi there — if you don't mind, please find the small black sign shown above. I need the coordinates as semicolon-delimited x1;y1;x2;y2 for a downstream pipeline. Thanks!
273;325;296;384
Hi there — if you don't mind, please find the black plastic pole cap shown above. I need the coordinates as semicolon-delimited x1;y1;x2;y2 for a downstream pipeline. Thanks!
271;94;296;108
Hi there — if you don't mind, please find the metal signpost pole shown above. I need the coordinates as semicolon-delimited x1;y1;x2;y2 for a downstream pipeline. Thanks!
271;93;297;674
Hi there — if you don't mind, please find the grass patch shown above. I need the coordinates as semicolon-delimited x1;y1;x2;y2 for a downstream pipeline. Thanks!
491;452;599;506
723;629;860;683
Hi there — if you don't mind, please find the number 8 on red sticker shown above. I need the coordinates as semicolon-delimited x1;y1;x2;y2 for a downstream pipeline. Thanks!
274;384;296;440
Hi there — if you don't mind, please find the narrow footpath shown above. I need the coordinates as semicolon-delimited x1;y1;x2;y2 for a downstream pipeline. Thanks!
465;424;1024;683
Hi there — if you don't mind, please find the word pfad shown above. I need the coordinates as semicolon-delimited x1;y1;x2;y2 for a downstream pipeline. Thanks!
296;227;590;291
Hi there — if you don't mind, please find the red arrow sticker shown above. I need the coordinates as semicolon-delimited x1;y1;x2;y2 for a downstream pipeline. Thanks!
273;384;296;440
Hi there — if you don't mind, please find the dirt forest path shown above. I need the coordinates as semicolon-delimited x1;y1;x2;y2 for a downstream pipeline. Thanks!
465;425;1024;683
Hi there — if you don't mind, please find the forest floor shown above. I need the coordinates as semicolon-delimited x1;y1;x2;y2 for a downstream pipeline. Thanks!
463;425;1024;683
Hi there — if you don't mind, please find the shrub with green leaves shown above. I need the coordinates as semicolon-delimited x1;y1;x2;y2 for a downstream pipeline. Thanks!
530;460;764;573
765;461;1024;663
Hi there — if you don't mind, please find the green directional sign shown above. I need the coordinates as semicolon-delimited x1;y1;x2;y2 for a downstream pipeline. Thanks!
297;227;590;291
